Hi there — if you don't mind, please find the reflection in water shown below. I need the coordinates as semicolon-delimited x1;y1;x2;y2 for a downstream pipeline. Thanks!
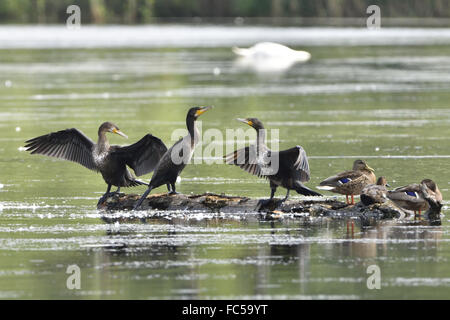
74;216;446;299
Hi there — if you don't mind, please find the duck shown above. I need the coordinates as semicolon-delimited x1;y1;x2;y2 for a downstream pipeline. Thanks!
360;176;390;205
387;179;442;215
317;159;376;204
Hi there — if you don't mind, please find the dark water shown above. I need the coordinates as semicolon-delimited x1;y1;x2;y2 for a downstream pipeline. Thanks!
0;26;449;299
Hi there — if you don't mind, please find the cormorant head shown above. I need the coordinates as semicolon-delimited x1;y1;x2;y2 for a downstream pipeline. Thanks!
187;106;213;121
236;117;265;130
377;176;390;187
98;122;128;139
353;159;374;172
421;179;438;192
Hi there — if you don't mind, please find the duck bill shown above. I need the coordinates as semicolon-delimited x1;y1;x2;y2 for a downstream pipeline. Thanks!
113;129;128;139
366;165;375;172
195;106;213;117
236;118;252;126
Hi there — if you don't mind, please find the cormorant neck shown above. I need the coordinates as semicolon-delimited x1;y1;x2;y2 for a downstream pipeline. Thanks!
186;116;199;146
97;131;110;152
187;116;195;137
255;128;267;150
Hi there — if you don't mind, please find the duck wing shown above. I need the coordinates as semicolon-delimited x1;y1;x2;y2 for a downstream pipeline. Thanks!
25;128;97;171
319;170;366;187
111;134;168;176
387;184;423;202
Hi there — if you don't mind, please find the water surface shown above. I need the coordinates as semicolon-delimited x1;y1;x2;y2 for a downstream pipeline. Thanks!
0;25;449;299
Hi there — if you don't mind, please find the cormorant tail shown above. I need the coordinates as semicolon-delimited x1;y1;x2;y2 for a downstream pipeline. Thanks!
134;179;149;186
295;183;322;197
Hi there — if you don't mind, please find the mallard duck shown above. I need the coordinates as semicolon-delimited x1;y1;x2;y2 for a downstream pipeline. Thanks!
387;179;442;215
317;159;376;204
360;176;390;205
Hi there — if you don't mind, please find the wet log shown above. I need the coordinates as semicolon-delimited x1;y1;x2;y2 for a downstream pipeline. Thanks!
97;192;441;224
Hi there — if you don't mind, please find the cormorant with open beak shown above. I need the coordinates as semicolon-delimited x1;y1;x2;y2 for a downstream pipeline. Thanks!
225;118;322;204
133;106;213;210
25;122;167;202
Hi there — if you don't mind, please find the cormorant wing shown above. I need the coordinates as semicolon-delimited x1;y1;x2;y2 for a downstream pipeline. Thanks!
224;145;264;178
111;134;168;176
277;145;311;182
24;128;97;171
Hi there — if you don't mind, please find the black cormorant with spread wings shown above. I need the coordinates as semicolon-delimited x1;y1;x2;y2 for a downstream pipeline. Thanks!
133;106;213;210
25;122;167;202
225;118;321;203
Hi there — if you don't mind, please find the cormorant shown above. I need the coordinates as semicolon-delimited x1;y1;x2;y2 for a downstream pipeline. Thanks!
25;122;167;202
317;159;376;204
133;106;212;210
225;118;322;204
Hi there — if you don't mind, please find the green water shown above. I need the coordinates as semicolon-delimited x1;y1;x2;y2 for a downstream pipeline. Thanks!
1;30;450;299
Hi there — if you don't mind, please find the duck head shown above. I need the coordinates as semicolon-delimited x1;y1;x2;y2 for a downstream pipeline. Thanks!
421;179;436;191
377;176;390;187
353;159;374;173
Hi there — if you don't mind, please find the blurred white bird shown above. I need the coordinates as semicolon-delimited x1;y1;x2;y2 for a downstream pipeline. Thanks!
232;42;311;74
232;42;311;61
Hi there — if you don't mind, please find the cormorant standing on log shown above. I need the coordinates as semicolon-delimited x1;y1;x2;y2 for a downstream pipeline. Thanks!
133;106;213;210
25;122;167;202
225;118;322;204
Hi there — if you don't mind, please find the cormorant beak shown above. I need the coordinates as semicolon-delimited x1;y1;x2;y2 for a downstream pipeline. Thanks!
113;128;128;139
236;118;253;127
195;106;213;117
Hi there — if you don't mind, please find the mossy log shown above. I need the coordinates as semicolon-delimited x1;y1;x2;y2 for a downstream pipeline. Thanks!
97;192;442;225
